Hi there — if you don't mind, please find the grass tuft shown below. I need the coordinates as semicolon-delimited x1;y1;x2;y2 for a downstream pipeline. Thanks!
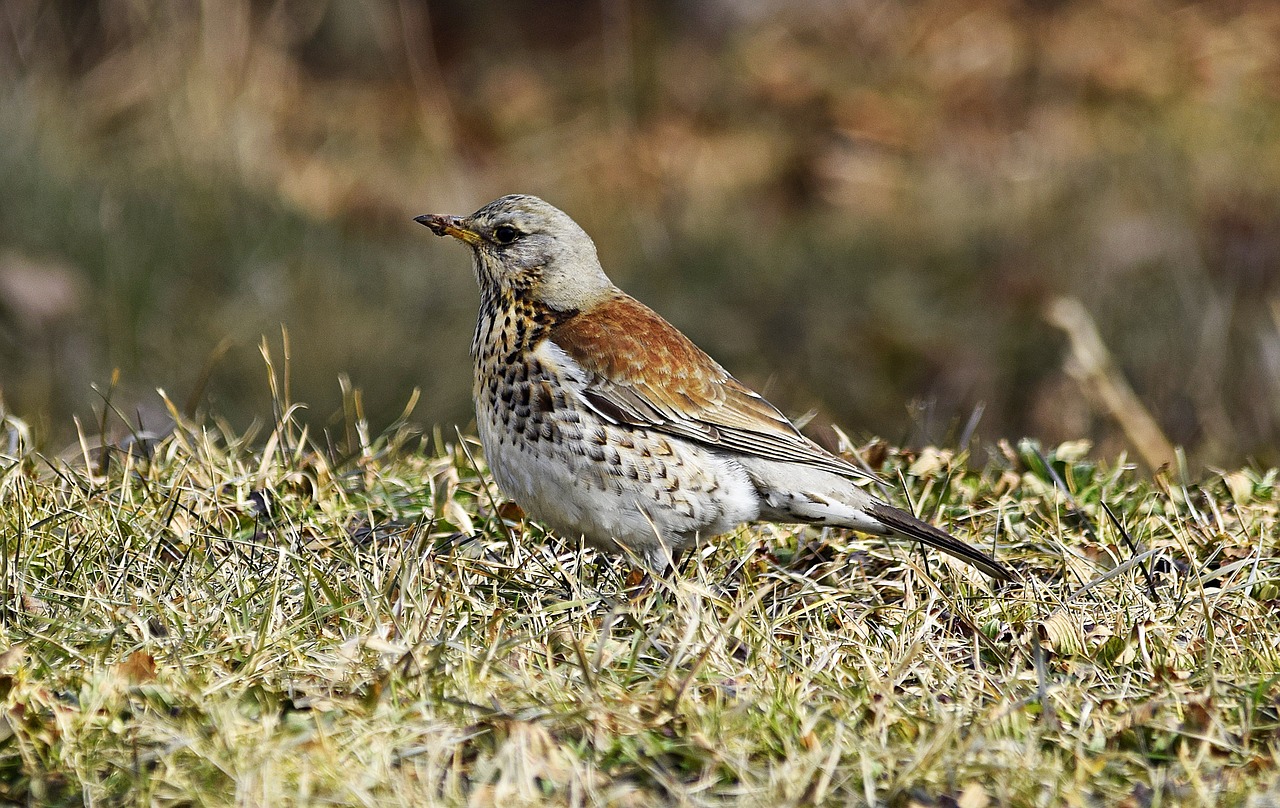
1;387;1278;805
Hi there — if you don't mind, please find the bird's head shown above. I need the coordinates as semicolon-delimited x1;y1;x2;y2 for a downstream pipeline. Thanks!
416;195;614;313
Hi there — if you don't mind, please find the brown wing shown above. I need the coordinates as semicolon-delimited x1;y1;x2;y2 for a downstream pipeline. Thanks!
549;293;881;483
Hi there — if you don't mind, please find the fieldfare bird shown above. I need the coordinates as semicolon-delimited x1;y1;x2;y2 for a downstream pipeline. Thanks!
415;195;1012;581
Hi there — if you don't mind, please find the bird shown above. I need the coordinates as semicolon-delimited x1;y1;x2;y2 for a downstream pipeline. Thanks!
415;195;1013;581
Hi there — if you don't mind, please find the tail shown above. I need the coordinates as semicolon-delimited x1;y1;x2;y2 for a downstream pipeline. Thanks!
736;457;1014;581
863;501;1014;581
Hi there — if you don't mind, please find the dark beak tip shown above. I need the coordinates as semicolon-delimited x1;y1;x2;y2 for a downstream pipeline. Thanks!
413;213;448;236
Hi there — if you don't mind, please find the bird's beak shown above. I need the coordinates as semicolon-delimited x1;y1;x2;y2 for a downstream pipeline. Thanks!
414;214;482;246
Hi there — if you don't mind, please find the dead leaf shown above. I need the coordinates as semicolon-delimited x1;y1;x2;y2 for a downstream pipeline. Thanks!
118;651;156;683
497;501;525;521
1039;610;1086;656
0;645;26;671
958;782;991;808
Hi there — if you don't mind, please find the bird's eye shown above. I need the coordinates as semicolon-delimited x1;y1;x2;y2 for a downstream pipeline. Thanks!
493;225;520;245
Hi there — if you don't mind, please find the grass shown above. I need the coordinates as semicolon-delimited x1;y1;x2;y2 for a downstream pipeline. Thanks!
1;369;1278;807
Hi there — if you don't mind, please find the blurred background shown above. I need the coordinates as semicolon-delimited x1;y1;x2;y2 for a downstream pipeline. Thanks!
2;0;1279;469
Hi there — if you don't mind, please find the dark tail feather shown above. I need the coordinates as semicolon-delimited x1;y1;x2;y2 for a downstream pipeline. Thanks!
865;502;1014;581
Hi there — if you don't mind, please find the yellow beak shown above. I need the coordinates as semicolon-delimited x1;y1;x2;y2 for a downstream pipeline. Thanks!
414;214;483;246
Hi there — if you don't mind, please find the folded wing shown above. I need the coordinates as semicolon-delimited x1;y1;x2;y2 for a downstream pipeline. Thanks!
549;293;882;484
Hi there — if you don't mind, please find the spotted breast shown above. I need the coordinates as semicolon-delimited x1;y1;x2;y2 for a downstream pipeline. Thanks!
471;288;761;565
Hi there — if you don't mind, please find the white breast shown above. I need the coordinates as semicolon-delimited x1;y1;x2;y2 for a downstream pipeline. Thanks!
475;339;761;560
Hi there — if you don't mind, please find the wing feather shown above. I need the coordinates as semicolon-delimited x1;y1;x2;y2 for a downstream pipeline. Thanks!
549;293;881;484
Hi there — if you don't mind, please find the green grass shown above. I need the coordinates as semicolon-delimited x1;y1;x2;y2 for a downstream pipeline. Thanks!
1;380;1278;806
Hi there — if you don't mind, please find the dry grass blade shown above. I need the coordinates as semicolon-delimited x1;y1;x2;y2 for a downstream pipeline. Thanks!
0;398;1276;804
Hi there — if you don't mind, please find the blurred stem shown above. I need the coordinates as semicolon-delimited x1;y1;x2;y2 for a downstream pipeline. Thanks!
1046;297;1177;472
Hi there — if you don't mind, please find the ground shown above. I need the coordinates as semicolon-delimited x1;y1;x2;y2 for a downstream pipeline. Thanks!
1;395;1278;806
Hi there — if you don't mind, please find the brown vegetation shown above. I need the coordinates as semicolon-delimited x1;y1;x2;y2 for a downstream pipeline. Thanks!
3;1;1280;465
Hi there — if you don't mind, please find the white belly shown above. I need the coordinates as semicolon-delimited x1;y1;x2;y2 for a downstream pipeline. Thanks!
476;401;760;560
